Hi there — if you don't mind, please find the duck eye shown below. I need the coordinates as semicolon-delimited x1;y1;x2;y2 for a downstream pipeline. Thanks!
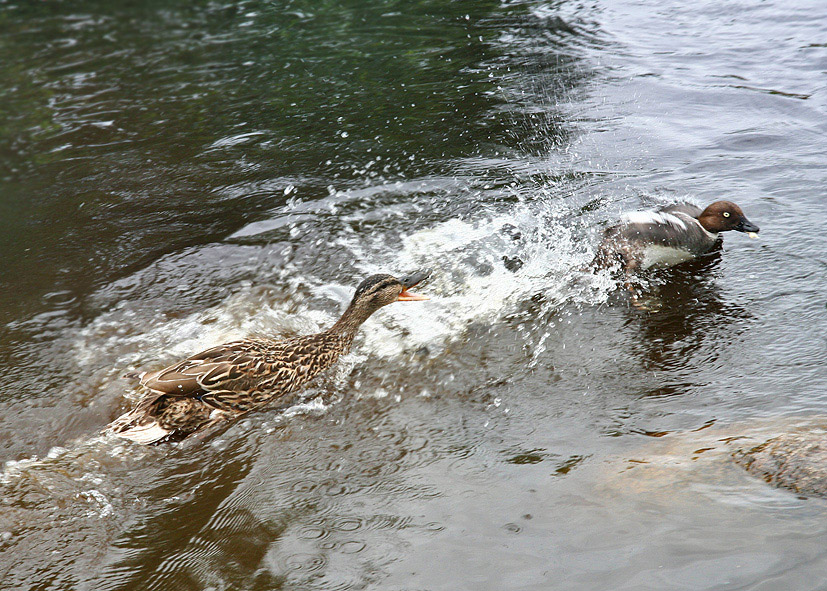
722;212;730;218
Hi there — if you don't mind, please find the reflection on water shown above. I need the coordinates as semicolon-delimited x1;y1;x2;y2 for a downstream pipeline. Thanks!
2;0;827;589
624;251;752;376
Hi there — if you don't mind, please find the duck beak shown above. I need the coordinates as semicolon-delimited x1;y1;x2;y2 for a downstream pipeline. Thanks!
736;218;760;234
397;268;431;301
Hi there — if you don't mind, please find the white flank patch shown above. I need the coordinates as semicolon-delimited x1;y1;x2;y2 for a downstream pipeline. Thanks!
641;245;695;269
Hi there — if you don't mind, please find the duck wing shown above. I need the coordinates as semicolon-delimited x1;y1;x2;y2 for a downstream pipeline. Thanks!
611;210;704;249
141;339;297;397
139;336;345;408
139;339;286;398
659;202;702;218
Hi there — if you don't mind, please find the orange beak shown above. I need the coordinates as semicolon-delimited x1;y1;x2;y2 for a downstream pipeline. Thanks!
398;290;429;301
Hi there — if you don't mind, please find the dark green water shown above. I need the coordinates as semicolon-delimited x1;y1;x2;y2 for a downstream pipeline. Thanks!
1;0;827;589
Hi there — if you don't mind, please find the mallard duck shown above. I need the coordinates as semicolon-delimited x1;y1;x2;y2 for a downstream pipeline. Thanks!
106;270;431;444
598;201;760;271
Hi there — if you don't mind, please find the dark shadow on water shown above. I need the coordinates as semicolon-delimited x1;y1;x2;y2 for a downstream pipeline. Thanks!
0;0;603;328
620;249;753;376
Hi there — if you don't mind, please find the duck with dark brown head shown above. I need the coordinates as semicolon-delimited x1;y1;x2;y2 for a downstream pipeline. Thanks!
598;200;760;272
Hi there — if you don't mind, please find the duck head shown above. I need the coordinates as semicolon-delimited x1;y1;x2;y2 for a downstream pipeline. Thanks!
698;201;760;235
349;269;431;313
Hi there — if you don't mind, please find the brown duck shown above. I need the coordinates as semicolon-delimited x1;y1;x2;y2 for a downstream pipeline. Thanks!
597;201;760;272
106;270;431;444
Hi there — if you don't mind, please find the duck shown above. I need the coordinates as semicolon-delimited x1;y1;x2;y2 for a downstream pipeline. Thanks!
597;200;760;272
105;270;431;444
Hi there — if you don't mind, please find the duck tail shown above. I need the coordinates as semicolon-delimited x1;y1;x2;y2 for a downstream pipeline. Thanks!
108;418;172;445
122;371;145;380
104;393;172;445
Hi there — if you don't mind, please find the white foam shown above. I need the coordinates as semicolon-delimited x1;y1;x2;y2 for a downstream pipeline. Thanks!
73;289;329;373
77;489;114;518
281;396;328;418
343;198;611;358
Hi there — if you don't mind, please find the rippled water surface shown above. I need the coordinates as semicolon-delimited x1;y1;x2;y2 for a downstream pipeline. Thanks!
2;0;826;589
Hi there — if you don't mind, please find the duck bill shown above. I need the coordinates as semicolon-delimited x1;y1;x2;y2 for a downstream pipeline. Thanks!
397;290;429;301
736;218;760;233
397;268;432;302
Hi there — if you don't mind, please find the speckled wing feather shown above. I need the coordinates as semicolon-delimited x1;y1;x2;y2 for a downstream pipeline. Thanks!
140;340;278;398
147;336;346;409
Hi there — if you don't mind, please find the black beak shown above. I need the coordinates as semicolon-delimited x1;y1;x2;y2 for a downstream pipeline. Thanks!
400;268;432;289
736;218;760;233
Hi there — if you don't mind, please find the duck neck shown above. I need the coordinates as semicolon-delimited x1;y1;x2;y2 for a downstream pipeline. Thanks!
696;214;720;236
327;303;376;347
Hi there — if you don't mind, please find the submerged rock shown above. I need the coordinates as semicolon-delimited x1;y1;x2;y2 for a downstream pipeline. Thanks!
734;428;827;498
594;417;827;501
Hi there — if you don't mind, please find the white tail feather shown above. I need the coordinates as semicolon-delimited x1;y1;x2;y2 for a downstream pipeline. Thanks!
107;419;171;445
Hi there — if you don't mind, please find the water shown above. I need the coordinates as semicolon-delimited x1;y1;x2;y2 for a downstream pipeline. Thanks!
1;0;826;588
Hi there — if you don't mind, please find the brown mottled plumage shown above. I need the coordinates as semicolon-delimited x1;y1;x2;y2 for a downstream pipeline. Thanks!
106;270;430;444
